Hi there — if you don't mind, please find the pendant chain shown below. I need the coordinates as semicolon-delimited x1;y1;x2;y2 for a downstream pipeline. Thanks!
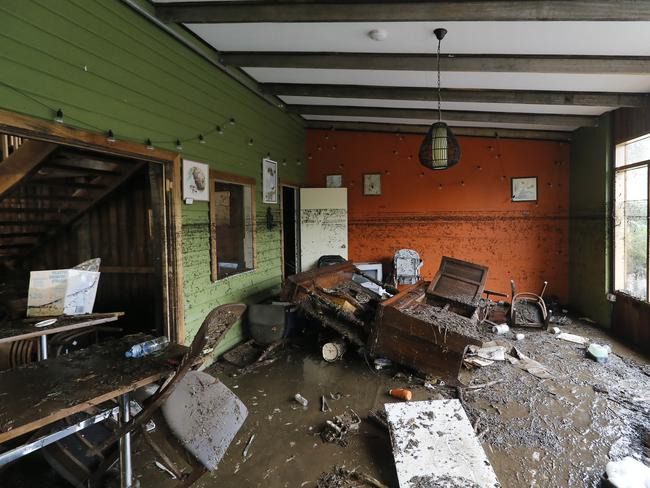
437;37;442;122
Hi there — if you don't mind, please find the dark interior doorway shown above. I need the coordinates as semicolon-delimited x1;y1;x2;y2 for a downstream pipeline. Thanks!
282;185;298;278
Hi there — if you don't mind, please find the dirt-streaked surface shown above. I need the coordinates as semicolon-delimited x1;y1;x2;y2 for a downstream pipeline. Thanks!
2;320;649;488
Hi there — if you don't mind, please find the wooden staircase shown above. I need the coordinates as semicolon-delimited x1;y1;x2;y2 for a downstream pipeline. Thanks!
0;139;145;261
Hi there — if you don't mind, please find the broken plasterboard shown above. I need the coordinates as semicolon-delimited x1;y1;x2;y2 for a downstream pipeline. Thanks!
385;399;500;488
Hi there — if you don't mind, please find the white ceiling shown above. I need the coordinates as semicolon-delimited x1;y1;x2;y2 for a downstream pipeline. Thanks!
302;115;577;132
151;2;650;133
279;96;609;115
188;21;650;56
246;68;650;93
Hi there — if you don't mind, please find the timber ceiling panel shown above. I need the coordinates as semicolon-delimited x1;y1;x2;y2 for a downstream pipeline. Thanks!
153;1;650;138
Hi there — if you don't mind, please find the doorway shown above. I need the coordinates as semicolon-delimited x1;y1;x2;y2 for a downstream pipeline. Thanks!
281;185;299;278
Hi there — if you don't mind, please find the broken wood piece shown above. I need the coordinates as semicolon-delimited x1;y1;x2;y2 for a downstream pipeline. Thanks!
242;434;255;459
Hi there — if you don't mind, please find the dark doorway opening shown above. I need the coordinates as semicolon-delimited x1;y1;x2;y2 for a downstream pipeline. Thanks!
282;186;298;278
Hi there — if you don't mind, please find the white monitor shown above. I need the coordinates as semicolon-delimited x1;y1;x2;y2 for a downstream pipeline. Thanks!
355;262;383;282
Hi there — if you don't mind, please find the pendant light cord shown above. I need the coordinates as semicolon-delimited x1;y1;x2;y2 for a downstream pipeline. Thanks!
437;36;442;122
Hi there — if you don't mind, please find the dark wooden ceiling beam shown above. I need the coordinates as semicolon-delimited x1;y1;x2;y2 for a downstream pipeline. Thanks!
222;52;650;75
265;83;648;108
289;105;597;127
156;1;650;23
306;120;572;141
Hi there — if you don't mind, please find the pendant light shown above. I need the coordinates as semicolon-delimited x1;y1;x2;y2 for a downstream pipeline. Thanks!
419;28;461;170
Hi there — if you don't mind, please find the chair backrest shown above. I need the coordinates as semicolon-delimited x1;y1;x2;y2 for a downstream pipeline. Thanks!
92;304;247;456
393;249;423;285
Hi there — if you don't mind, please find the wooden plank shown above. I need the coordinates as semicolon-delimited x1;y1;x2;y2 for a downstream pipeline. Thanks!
385;400;499;488
264;84;649;108
292;105;596;127
306;120;572;141
0;334;186;443
0;312;123;344
156;1;650;22
0;109;176;165
0;140;58;198
223;52;650;74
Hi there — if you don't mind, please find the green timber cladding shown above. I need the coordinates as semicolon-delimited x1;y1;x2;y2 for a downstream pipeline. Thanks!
0;0;306;351
569;113;612;327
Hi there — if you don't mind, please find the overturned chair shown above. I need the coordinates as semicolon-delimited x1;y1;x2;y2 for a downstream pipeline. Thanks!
88;303;248;487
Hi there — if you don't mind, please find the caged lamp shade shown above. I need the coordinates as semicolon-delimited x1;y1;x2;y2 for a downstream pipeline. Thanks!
419;121;461;170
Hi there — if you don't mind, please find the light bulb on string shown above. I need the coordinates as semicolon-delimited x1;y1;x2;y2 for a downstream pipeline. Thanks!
199;134;206;144
176;139;183;151
54;109;64;123
106;130;116;143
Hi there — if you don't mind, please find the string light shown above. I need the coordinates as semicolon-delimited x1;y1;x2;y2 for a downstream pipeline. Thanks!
0;81;294;160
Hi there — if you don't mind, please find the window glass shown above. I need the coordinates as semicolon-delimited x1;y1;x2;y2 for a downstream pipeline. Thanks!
614;165;648;299
211;180;254;280
615;134;650;168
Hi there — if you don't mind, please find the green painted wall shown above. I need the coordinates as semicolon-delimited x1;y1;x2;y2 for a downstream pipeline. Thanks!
569;113;612;326
0;0;306;350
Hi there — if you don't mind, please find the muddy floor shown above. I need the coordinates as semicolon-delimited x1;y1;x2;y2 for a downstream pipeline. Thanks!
2;320;649;487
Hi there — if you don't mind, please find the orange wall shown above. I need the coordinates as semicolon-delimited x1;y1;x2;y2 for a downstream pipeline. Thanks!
306;129;571;302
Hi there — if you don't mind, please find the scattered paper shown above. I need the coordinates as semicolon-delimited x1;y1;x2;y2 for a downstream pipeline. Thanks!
557;332;588;345
464;357;495;367
509;348;553;379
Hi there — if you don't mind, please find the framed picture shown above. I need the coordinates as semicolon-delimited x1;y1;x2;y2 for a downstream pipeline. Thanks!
183;160;209;201
262;158;278;204
326;174;343;188
363;173;382;196
511;176;537;202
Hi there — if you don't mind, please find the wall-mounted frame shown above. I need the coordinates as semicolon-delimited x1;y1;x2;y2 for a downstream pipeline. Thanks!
182;159;209;201
363;173;382;196
511;176;537;202
262;158;278;204
326;174;342;188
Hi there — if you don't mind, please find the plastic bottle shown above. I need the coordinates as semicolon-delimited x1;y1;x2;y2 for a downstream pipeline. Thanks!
125;336;169;358
294;393;308;407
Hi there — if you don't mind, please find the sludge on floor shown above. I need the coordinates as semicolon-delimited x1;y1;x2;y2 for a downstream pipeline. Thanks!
2;320;649;487
136;319;649;488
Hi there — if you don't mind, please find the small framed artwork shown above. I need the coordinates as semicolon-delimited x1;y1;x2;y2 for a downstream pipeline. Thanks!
183;159;209;201
363;173;382;196
326;174;343;188
262;158;278;204
511;176;538;202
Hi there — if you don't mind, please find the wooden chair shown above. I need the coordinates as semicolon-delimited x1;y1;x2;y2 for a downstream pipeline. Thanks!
88;303;247;487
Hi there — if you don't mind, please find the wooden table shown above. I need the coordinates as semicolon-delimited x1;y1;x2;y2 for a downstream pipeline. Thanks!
0;333;186;487
0;312;123;360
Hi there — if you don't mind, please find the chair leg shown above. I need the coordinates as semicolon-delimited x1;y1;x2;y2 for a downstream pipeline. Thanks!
179;464;208;488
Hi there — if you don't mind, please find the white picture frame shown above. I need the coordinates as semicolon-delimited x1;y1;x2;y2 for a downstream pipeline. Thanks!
326;174;343;188
182;159;209;201
363;173;382;196
262;158;278;204
511;176;538;202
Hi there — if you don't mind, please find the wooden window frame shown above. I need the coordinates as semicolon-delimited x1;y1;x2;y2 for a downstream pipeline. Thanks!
613;138;650;302
0;108;186;343
209;169;257;283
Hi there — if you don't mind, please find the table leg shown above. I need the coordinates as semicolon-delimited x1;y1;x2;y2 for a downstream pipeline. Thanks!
119;393;133;488
38;335;48;360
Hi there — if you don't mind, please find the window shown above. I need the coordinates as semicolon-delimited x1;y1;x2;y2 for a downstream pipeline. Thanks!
614;134;650;300
209;171;255;281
